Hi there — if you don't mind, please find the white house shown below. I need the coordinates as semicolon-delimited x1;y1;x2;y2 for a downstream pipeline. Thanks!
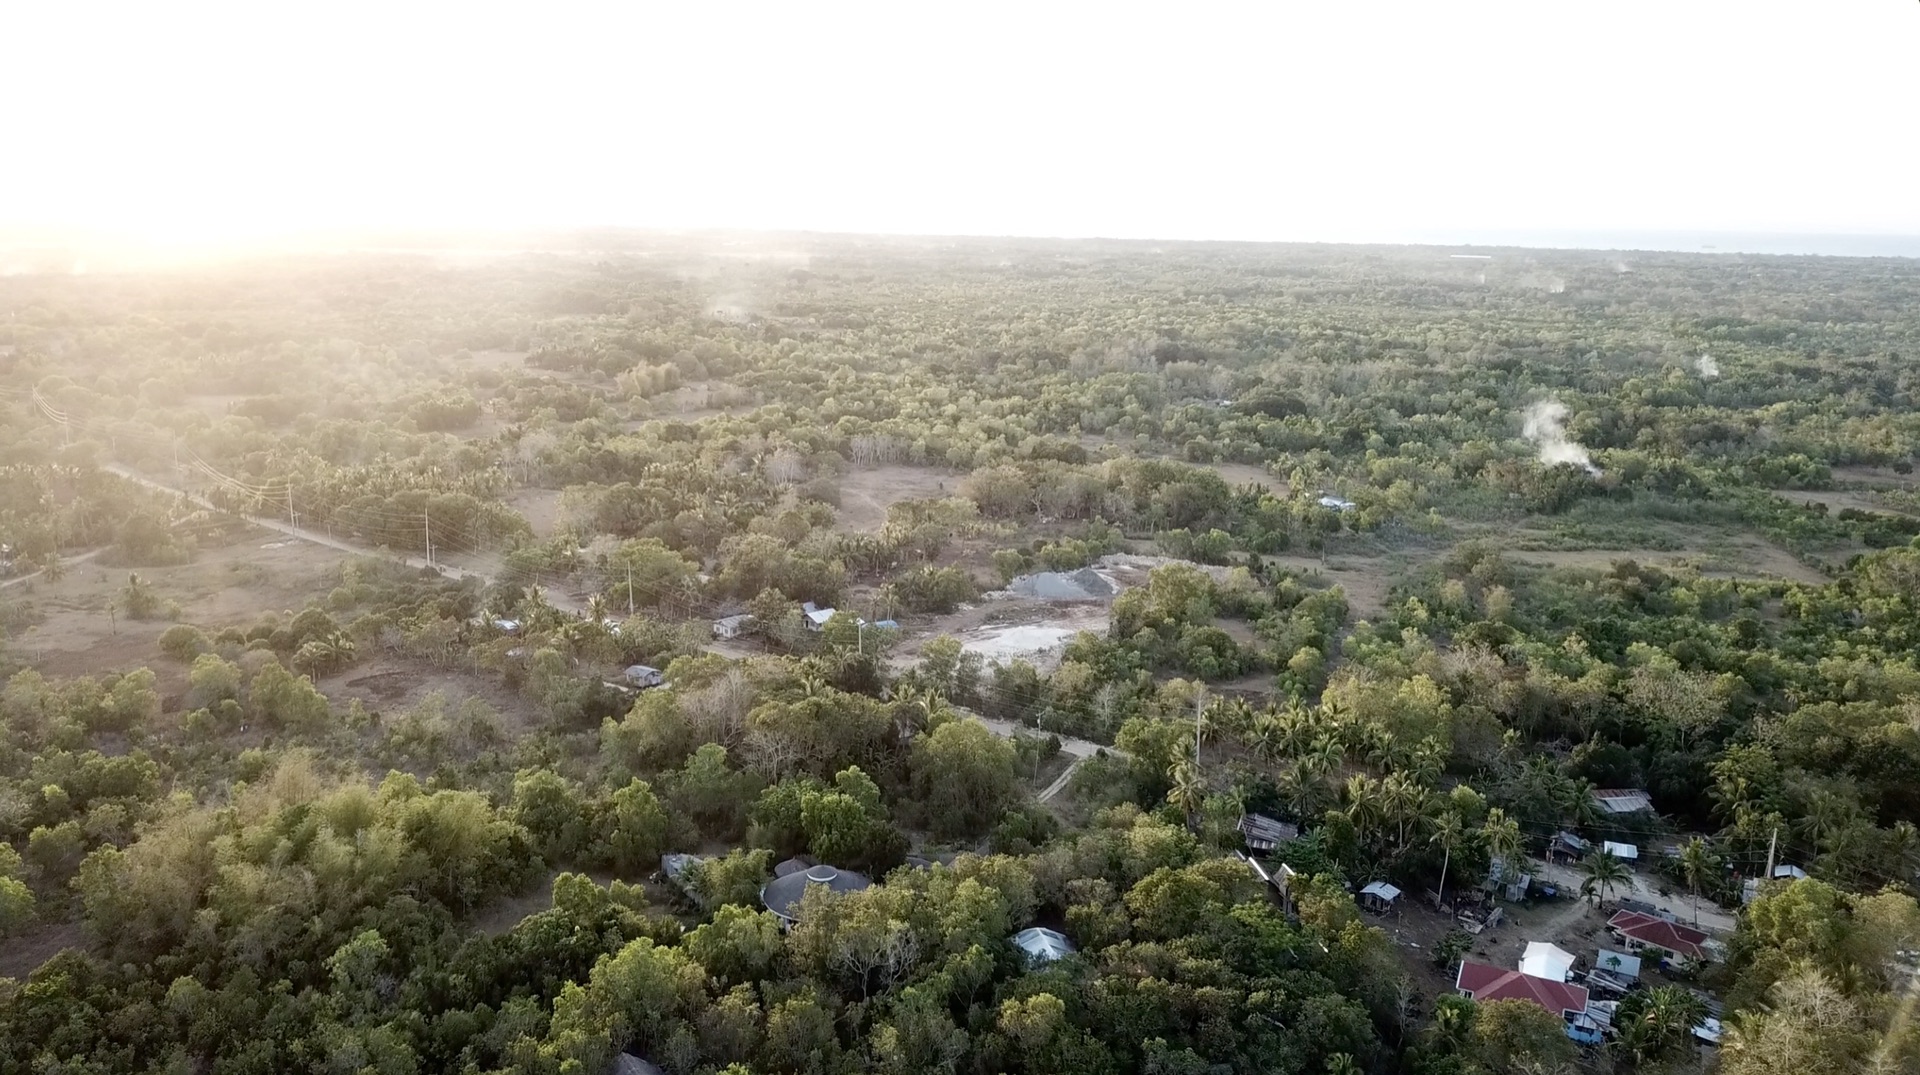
712;614;751;640
1602;840;1639;862
1519;942;1576;982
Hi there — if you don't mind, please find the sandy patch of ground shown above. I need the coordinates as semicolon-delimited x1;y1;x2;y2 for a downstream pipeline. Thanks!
319;657;548;737
1204;461;1290;495
505;487;567;538
1506;540;1828;587
463;349;529;371
1261;554;1393;621
835;466;962;532
617;382;758;430
889;600;1110;673
0;919;87;980
1779;489;1916;518
4;531;344;683
1832;465;1920;489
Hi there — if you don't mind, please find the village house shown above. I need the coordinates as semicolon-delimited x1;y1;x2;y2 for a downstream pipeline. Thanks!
761;863;871;929
1607;910;1710;962
1456;960;1593;1040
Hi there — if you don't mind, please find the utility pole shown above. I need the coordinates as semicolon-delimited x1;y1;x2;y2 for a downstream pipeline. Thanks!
627;564;635;618
1194;686;1207;766
424;509;433;567
286;488;295;527
1764;825;1779;881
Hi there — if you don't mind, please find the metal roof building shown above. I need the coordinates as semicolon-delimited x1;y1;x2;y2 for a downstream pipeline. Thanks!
761;863;872;926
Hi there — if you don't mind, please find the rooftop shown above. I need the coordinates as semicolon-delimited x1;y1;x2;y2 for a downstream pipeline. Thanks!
761;863;872;923
1456;960;1590;1016
1592;789;1654;814
1608;910;1710;959
1012;926;1076;963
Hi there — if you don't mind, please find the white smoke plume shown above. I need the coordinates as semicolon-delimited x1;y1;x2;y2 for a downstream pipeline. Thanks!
1695;353;1720;379
1523;399;1600;476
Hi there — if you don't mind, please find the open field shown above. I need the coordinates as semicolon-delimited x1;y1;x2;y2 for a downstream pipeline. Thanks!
4;530;343;685
835;465;963;531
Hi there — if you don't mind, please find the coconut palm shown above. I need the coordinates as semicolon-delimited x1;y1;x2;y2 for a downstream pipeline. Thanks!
1167;758;1207;830
1279;757;1330;822
1343;773;1386;842
1482;807;1523;883
584;592;611;627
1304;735;1345;779
1678;836;1715;928
1430;810;1472;908
1613;984;1707;1066
1324;1053;1361;1075
1580;849;1633;907
1247;710;1285;762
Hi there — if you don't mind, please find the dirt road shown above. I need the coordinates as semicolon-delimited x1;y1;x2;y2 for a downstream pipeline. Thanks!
0;547;105;590
104;464;586;613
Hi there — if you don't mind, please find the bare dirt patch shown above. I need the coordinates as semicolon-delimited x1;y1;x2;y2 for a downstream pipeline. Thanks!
1506;538;1829;587
1262;555;1393;621
888;599;1109;673
319;657;548;738
1203;461;1289;495
1832;465;1920;489
505;487;567;538
5;532;343;682
463;349;529;371
836;466;962;532
0;919;87;980
1779;488;1916;518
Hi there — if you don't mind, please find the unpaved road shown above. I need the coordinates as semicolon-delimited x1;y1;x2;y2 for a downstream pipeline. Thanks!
0;547;106;590
105;464;586;613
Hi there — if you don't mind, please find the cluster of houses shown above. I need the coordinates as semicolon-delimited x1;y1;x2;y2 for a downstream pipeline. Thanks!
1230;790;1786;1054
1454;909;1720;1047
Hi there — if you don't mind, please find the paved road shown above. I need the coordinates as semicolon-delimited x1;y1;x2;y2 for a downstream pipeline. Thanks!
965;710;1118;761
1533;859;1736;934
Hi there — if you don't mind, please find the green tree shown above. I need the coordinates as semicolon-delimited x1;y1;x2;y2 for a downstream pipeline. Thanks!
597;779;670;873
1472;998;1577;1074
909;718;1020;839
1579;849;1632;907
1679;836;1715;928
684;903;785;987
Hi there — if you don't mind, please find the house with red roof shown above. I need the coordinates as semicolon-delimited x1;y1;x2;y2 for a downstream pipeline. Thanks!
1455;960;1591;1018
1607;910;1710;961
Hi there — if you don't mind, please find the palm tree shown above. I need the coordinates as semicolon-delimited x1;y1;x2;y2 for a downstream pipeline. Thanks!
1305;735;1345;779
1614;984;1707;1066
1580;849;1633;907
1482;808;1523;884
1279;757;1328;822
1167;758;1207;831
584;592;611;627
1248;711;1285;763
1430;810;1470;908
1381;772;1435;855
1678;837;1714;928
1343;773;1385;844
1324;1053;1361;1075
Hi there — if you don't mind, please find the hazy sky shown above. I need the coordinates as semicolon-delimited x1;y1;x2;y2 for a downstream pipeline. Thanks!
2;1;1913;244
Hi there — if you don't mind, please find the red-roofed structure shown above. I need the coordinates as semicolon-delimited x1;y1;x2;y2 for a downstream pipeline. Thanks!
1607;910;1709;961
1455;960;1591;1016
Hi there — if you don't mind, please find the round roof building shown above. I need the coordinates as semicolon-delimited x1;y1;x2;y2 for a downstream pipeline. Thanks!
761;863;871;925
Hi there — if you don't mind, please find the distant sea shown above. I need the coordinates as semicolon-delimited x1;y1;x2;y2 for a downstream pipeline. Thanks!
1401;231;1920;259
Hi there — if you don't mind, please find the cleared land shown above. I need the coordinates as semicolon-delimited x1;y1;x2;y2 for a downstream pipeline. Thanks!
835;466;963;532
